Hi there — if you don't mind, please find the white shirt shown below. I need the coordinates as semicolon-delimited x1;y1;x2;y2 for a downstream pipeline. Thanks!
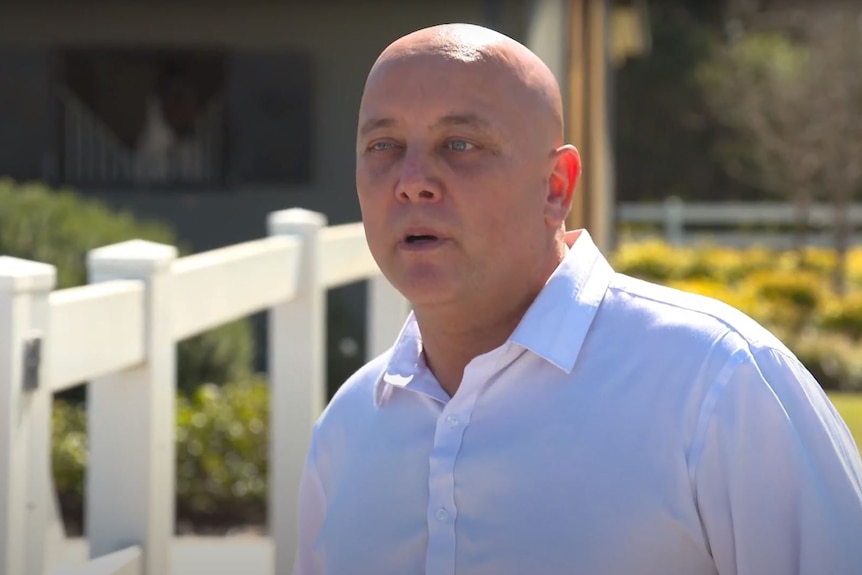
294;231;862;575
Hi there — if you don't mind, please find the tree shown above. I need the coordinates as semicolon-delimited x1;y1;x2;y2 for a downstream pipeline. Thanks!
698;1;862;292
805;5;862;294
613;1;748;203
697;29;821;250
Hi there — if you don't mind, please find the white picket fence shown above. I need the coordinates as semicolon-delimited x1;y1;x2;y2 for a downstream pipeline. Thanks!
617;198;862;247
0;208;409;575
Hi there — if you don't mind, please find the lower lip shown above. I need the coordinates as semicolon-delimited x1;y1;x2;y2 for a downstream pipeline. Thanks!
398;238;448;251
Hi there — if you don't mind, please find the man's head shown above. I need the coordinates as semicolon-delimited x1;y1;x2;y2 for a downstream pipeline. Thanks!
356;24;581;313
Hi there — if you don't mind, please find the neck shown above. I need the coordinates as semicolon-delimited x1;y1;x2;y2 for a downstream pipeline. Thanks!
415;240;567;397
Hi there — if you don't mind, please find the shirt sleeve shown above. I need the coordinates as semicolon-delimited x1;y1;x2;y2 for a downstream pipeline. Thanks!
293;435;327;575
692;346;862;575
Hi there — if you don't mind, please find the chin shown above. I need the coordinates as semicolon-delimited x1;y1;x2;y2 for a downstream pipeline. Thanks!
390;272;458;308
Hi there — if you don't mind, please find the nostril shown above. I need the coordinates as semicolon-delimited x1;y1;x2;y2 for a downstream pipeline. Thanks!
418;190;435;199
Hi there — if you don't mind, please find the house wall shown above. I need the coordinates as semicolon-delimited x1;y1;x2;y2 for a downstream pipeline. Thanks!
0;0;527;231
0;0;530;391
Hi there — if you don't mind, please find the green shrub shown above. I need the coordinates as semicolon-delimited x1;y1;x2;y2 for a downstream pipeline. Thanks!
0;179;254;392
737;270;826;334
682;245;780;283
52;399;87;497
849;247;862;289
52;376;270;533
612;240;694;282
789;333;862;392
177;320;255;394
176;377;268;526
817;294;862;341
0;179;175;288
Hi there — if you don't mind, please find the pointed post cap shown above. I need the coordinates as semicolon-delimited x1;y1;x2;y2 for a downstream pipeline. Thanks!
88;239;178;277
268;208;327;236
0;256;56;294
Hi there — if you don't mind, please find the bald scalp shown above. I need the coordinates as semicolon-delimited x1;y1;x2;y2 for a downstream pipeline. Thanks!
365;23;565;145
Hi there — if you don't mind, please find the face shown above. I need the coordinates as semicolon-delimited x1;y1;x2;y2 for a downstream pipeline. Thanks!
356;53;574;311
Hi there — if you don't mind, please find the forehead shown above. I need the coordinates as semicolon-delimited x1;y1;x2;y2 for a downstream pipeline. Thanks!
358;53;521;128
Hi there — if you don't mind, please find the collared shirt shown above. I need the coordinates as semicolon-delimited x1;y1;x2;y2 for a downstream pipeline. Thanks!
294;231;862;575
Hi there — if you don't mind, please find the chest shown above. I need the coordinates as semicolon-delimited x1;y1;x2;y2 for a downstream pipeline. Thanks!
318;380;713;575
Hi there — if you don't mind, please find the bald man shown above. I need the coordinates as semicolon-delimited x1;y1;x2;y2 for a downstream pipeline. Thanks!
293;24;862;575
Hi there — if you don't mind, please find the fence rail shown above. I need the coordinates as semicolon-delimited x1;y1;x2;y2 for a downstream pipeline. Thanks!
171;236;301;341
617;198;862;247
48;281;146;393
51;546;142;575
0;208;409;575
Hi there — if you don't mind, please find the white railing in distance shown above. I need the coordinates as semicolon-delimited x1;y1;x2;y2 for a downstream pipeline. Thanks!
47;281;146;393
171;236;302;341
50;545;142;575
617;199;862;247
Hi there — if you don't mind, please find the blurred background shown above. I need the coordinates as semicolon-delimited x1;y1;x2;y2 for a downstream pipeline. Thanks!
1;0;860;537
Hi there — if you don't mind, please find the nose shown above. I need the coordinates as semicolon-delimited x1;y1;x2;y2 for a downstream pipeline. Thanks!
396;150;441;203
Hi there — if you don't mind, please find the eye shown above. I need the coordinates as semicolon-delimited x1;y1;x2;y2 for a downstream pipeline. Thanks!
369;141;398;152
445;139;476;152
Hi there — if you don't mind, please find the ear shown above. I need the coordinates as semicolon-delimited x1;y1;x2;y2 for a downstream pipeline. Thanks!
545;144;581;227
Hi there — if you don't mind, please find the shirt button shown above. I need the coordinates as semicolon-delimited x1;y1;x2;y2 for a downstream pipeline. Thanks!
435;507;448;521
446;415;459;428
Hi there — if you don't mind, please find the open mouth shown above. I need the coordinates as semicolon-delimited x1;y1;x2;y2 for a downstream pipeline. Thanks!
405;234;439;245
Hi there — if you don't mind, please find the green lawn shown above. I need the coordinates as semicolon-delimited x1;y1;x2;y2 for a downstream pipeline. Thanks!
829;393;862;451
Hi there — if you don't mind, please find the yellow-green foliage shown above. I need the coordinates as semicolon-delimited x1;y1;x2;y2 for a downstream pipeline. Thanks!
818;293;862;340
828;393;862;447
849;249;862;289
614;240;862;391
612;240;694;282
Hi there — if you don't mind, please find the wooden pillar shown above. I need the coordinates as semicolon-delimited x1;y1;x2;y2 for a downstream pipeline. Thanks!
566;0;614;252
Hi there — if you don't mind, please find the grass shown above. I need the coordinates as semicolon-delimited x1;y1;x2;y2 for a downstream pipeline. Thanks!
829;392;862;451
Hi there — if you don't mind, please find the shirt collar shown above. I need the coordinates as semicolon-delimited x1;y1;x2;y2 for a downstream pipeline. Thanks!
508;230;614;372
374;230;615;407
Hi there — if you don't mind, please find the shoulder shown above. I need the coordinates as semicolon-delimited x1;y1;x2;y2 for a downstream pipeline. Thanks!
603;273;792;358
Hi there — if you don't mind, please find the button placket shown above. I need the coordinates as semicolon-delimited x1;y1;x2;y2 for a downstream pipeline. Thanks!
425;384;480;574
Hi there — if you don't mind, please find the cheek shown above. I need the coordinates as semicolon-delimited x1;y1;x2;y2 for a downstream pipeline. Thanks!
358;155;398;186
474;186;546;249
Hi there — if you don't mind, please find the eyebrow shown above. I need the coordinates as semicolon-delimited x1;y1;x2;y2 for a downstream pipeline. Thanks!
359;117;397;136
358;113;495;137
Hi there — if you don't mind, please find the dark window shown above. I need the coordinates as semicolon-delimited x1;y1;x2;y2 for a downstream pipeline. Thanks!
226;50;314;187
55;46;313;191
0;46;54;181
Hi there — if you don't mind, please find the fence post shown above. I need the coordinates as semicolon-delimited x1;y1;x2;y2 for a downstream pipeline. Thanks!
664;196;685;245
267;208;327;575
0;257;56;575
86;240;177;575
367;274;410;359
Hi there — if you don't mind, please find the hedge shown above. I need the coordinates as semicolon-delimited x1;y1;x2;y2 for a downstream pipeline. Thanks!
54;377;269;534
0;179;255;393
